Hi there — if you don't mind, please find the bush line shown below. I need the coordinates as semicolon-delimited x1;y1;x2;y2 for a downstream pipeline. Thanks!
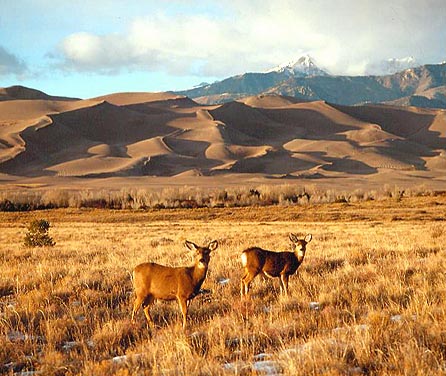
0;184;440;212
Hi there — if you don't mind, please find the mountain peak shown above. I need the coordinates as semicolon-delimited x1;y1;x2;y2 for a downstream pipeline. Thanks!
267;54;329;77
295;54;317;67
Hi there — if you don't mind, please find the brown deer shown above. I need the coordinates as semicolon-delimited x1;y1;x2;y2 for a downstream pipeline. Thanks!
240;233;312;297
131;240;218;329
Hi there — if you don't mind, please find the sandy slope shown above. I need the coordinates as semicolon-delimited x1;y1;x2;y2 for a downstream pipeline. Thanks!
0;85;79;102
0;99;101;121
239;94;305;108
90;92;184;106
0;86;445;188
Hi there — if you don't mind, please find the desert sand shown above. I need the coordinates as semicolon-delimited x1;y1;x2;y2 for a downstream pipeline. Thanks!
0;86;445;191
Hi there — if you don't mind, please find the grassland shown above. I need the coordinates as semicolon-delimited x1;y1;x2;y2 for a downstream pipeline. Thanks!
1;195;446;375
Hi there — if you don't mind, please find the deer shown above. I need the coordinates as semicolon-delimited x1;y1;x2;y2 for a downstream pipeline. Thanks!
131;240;218;329
240;233;312;297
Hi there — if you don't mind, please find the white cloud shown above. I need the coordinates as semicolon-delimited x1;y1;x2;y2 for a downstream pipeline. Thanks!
59;32;149;73
365;57;419;75
54;0;446;78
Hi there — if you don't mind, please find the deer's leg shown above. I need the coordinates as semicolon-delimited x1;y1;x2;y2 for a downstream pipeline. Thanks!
177;296;188;329
240;272;248;297
141;295;155;325
241;271;256;297
132;295;144;323
280;274;289;296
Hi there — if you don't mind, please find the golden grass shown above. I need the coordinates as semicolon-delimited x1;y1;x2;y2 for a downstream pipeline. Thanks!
1;196;445;375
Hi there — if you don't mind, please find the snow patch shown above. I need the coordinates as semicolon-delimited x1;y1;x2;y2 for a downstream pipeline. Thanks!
111;353;142;364
266;54;328;77
252;360;282;375
217;277;230;285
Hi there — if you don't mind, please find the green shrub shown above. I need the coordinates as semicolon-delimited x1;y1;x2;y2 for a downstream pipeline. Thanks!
24;219;55;247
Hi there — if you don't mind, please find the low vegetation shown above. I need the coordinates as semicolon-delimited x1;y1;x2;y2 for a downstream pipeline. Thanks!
23;219;55;248
0;183;439;211
1;195;445;375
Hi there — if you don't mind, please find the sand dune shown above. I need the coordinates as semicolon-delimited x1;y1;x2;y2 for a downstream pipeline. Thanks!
163;136;209;158
47;155;142;177
425;151;446;170
0;85;78;102
124;97;199;116
333;104;446;151
240;94;305;108
0;99;101;121
209;101;289;142
0;86;445;184
173;169;204;177
90;92;182;106
225;148;311;175
140;154;218;176
126;137;172;158
50;101;177;144
331;104;442;138
205;143;271;165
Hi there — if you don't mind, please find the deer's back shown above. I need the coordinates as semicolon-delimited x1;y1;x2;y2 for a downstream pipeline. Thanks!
133;262;188;301
243;247;299;277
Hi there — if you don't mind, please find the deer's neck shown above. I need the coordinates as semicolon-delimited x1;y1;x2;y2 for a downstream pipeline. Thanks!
296;250;306;264
191;262;208;285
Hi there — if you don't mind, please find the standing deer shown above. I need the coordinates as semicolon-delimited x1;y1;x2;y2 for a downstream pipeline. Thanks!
240;233;312;297
131;240;218;329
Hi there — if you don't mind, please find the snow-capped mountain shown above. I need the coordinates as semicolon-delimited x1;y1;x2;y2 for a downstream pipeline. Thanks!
178;58;446;109
267;55;329;77
177;55;330;103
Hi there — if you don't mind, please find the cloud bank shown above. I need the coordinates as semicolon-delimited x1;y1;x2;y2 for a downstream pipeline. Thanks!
50;0;446;77
0;46;28;76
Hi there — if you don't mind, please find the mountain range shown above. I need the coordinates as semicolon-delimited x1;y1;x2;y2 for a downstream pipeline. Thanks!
177;57;446;109
0;85;445;190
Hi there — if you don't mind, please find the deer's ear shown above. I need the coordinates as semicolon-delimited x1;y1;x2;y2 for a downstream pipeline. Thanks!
185;240;198;251
304;234;313;243
208;240;218;251
289;233;299;243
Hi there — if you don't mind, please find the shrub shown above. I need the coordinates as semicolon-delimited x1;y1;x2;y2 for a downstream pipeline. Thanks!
24;219;56;247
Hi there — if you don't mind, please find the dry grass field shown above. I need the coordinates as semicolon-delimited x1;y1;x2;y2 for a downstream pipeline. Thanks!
1;196;446;375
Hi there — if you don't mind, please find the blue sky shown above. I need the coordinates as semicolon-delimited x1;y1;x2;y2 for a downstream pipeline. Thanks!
1;0;445;99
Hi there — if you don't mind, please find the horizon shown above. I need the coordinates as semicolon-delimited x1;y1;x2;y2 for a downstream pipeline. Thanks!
4;59;446;101
1;0;446;99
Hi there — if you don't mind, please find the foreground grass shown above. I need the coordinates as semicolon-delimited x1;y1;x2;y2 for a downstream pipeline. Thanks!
1;196;445;375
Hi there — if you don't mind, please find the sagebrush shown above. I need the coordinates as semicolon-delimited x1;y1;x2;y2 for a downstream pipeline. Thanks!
0;183;437;211
23;219;55;247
